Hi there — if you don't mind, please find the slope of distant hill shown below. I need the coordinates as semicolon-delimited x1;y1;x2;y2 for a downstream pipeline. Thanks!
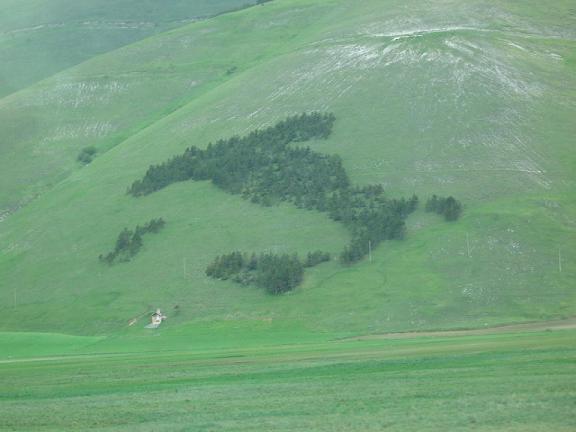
0;0;255;98
0;0;574;335
0;0;288;216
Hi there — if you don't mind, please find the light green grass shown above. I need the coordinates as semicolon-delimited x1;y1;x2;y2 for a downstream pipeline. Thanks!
0;332;102;359
0;0;255;98
1;2;574;430
0;0;333;213
0;329;574;431
0;0;575;336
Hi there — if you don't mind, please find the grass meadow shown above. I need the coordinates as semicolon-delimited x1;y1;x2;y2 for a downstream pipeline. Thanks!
1;328;575;431
0;2;574;429
0;0;255;98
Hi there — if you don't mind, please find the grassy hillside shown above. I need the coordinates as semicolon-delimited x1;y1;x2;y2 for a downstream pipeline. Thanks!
0;0;575;336
0;0;322;217
0;0;255;98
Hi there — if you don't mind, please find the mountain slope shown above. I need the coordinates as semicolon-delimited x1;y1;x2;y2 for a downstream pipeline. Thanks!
0;0;326;219
0;0;574;335
0;0;255;98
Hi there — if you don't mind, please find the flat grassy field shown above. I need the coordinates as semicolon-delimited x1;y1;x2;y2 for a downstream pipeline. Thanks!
1;328;575;431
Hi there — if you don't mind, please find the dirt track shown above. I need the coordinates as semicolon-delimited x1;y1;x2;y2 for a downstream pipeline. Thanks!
346;318;576;341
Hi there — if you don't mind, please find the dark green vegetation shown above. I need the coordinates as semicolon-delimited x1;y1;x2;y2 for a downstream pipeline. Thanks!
99;218;165;264
304;250;331;267
425;195;463;221
336;190;418;264
130;113;421;268
1;329;574;431
128;113;339;197
206;251;329;294
77;146;97;164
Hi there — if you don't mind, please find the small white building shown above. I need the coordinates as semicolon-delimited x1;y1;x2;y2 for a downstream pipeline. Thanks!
146;308;166;329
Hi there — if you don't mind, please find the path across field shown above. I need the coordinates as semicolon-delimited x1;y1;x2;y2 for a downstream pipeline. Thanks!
346;317;576;340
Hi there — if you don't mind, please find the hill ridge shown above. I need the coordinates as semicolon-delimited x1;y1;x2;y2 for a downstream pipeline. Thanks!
0;0;259;99
0;0;336;220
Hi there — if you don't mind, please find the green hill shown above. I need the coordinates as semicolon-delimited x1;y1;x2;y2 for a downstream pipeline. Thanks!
0;0;314;217
0;0;255;99
0;0;575;338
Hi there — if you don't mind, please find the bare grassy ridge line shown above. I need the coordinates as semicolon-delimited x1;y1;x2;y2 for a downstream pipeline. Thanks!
346;317;576;340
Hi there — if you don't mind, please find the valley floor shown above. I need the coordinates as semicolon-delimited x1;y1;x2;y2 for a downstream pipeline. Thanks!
1;326;574;431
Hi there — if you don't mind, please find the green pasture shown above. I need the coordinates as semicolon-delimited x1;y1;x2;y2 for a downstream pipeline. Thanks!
0;0;334;213
0;1;574;429
1;329;575;431
0;0;255;98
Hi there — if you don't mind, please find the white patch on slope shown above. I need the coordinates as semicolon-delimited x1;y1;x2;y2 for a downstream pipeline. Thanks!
174;9;555;191
30;80;130;109
37;121;116;149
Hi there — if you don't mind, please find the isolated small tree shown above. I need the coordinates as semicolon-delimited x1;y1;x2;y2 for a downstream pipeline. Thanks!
443;196;462;221
425;195;462;221
77;146;97;164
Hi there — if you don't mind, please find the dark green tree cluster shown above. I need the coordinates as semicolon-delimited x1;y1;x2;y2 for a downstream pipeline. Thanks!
425;195;463;221
99;218;165;264
128;112;337;197
327;188;418;264
206;251;314;294
126;113;452;289
77;146;97;164
304;250;331;267
128;113;418;264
